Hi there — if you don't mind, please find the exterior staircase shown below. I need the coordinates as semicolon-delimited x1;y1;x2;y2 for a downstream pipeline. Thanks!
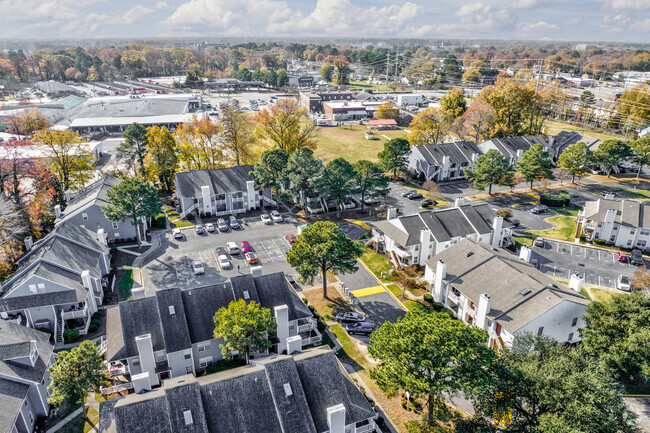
56;318;64;344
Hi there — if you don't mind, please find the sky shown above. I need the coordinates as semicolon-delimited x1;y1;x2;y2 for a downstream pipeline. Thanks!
1;0;649;43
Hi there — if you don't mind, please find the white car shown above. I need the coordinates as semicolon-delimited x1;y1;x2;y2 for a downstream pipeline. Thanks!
205;223;215;232
226;242;240;255
192;260;205;275
218;254;231;270
617;275;631;291
261;214;272;224
270;210;283;223
172;228;184;239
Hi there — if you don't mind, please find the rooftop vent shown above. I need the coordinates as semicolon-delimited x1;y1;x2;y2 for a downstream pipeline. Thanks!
283;383;293;397
520;288;531;296
465;251;474;258
243;291;250;300
183;410;193;426
168;306;175;315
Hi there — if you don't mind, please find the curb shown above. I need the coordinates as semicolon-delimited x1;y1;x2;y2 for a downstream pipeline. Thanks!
356;259;409;314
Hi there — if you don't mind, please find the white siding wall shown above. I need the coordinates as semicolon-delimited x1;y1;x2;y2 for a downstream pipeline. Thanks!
515;300;586;343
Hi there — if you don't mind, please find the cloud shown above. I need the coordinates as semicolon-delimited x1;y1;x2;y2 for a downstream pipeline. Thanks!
520;20;560;33
513;0;558;9
601;0;649;10
437;2;516;36
121;2;168;24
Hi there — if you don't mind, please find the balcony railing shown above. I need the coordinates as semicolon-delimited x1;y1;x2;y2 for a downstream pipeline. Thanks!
100;382;133;396
447;292;459;304
61;307;87;320
297;323;313;333
355;420;376;433
302;335;322;346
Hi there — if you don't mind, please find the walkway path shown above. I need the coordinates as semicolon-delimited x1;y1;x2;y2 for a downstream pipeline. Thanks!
46;407;83;433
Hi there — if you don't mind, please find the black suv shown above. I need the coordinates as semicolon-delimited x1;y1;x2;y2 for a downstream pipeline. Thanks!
631;249;645;266
346;321;377;336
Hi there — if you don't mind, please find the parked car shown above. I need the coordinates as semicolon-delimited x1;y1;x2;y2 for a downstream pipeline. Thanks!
617;275;631;291
631;249;645;266
205;223;215;233
172;228;184;239
285;234;297;244
261;214;272;224
241;241;253;253
534;237;545;247
270;210;283;223
408;192;423;200
195;225;205;235
530;205;549;214
285;274;299;290
228;216;240;229
226;242;240;255
346;321;377;336
245;252;259;265
402;189;416;197
510;219;521;227
616;251;629;263
342;200;356;210
364;195;381;205
217;218;228;232
420;198;435;206
218;254;231;270
192;260;205;275
216;246;228;256
335;312;366;323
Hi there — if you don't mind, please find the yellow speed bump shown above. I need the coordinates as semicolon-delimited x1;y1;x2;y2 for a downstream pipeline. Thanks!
351;286;386;297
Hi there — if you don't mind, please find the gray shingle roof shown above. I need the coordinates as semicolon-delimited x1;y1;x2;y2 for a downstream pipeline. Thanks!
57;175;121;224
175;166;256;200
182;283;234;344
235;273;312;322
0;378;30;433
480;135;547;159
583;198;650;228
414;141;481;166
424;238;588;333
106;297;166;361
99;347;374;433
0;321;53;384
155;289;192;354
0;342;31;361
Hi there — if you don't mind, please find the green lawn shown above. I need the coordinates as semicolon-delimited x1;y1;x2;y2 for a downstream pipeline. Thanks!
513;201;536;208
347;80;394;92
580;288;593;302
404;300;433;314
527;216;577;242
118;269;134;301
329;324;369;368
513;235;533;248
386;284;403;299
543;119;625;142
313;124;406;163
590;288;621;303
550;205;583;217
615;189;650;201
360;249;394;282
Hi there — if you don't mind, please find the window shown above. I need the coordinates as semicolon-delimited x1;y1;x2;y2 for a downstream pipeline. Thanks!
185;365;194;374
168;305;175;315
197;341;211;352
568;333;574;341
571;317;578;327
114;233;120;239
29;284;38;294
613;226;618;230
537;327;544;336
184;353;191;360
199;356;212;368
631;229;636;235
183;410;193;426
597;222;603;227
28;411;34;425
640;230;650;236
155;352;165;363
132;359;140;367
638;240;648;247
112;221;119;229
82;213;88;220
627;240;633;246
610;236;616;242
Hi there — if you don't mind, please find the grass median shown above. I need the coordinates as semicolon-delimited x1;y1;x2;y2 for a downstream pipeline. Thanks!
527;216;577;242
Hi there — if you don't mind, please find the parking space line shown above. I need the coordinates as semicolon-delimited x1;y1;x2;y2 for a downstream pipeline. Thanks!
259;241;275;262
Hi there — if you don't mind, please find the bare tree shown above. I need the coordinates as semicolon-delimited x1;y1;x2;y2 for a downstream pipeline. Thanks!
553;168;570;186
0;195;29;278
422;180;441;200
631;267;650;295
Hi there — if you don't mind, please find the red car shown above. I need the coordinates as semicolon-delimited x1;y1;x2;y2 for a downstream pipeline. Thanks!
285;234;297;244
241;241;253;253
616;251;629;263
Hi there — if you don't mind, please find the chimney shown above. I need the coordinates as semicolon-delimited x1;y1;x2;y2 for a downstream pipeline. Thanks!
386;206;397;220
64;190;71;203
201;185;211;214
246;180;256;210
24;236;33;251
250;265;263;278
475;293;492;330
326;404;346;433
433;260;447;303
569;273;584;294
286;335;302;355
604;193;615;200
519;245;532;263
81;270;92;290
275;305;289;354
135;334;160;387
492;216;504;247
454;197;465;207
54;205;62;219
516;149;524;160
132;287;146;300
131;372;152;394
97;228;107;246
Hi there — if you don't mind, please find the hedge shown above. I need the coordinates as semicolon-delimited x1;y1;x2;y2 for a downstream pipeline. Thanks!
540;192;571;208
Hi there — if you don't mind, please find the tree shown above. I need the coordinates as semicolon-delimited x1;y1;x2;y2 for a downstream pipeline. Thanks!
213;299;276;364
87;65;100;81
276;69;289;88
254;99;317;152
144;126;178;192
631;267;650;294
250;148;289;192
440;87;467;120
609;84;650;131
593;139;633;177
458;335;637;433
581;90;596;106
102;179;162;248
464;149;515;195
557;142;593;183
48;340;109;407
185;64;202;86
286;221;363;298
462;68;481;83
219;100;255;166
630;134;650;180
518;143;554;189
408;108;449;146
33;130;95;192
285;147;323;208
581;292;650;383
320;63;333;82
119;123;149;177
378;138;410;177
5;108;52;136
332;58;351;85
353;160;389;210
460;100;495;143
369;311;494;426
174;116;222;170
422;180;440;201
0;195;28;279
324;158;356;218
375;102;399;120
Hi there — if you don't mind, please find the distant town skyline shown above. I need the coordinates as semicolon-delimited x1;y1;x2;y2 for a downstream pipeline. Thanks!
2;0;649;43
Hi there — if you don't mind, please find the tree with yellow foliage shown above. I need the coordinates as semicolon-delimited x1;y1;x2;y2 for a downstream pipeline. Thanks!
145;126;178;192
408;107;449;146
375;102;399;120
174;116;222;171
253;99;317;153
33;130;94;191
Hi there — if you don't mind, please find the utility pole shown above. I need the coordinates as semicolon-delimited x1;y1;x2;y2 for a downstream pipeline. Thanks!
385;52;390;90
394;51;399;86
535;59;544;95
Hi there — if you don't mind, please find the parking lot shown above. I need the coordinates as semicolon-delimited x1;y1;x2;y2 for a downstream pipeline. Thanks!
141;216;312;294
532;240;645;290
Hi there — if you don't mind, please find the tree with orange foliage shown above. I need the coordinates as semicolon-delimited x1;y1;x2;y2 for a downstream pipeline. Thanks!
174;115;222;170
253;99;317;153
5;108;52;136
